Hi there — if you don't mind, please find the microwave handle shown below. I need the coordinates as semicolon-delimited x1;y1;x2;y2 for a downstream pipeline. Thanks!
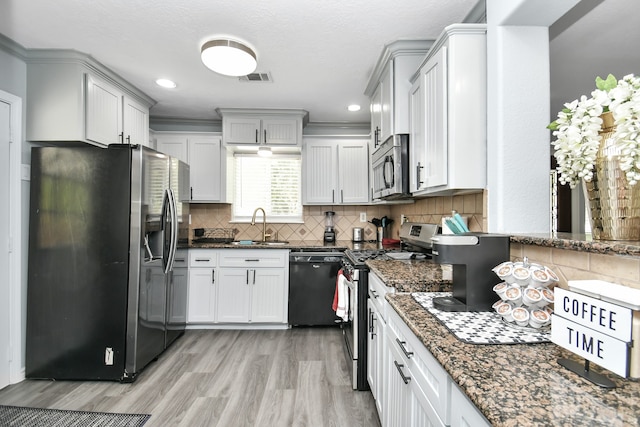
383;155;394;188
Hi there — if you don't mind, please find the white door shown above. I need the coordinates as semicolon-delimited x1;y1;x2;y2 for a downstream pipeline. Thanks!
0;100;11;389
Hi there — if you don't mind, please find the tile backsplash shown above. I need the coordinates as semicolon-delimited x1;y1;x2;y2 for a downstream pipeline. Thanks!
189;191;486;242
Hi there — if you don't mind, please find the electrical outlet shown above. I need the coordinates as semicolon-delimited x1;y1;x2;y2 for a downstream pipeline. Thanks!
360;212;367;222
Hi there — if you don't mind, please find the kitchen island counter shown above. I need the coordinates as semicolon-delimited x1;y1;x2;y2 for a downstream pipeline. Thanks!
387;293;640;426
367;259;452;292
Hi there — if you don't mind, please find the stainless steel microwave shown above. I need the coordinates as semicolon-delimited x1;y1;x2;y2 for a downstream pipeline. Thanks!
372;134;410;200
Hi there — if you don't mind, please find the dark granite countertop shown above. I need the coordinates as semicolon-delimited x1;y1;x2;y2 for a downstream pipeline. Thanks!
188;239;384;251
510;233;640;257
387;293;640;426
366;259;452;293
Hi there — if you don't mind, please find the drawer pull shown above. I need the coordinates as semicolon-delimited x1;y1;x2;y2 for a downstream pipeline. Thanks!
395;338;414;359
244;259;260;262
394;360;411;384
195;258;211;262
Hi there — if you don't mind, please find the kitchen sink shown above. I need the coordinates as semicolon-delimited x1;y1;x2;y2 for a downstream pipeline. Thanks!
231;240;289;246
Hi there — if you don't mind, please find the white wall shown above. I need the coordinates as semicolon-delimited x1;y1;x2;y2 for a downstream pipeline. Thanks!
0;45;27;383
485;0;580;234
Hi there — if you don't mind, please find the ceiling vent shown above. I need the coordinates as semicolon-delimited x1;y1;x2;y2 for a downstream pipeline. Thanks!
238;72;272;82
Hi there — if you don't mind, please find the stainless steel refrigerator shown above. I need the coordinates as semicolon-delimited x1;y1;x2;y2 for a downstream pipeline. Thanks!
26;144;190;382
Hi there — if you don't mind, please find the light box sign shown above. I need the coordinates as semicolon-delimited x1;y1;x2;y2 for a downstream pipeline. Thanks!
552;288;633;378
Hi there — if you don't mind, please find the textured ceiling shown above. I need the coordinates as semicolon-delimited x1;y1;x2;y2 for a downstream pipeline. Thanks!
1;1;637;126
0;0;478;124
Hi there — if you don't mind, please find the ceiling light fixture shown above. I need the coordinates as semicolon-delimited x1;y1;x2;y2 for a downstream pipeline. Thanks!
257;146;272;157
348;104;361;112
155;78;177;88
201;38;257;77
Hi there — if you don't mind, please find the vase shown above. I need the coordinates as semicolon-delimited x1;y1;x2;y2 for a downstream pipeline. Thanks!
583;111;640;240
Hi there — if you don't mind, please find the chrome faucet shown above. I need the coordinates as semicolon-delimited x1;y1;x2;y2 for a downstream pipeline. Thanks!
251;207;271;242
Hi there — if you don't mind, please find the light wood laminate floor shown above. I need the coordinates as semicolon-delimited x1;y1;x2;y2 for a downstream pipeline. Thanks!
0;328;381;427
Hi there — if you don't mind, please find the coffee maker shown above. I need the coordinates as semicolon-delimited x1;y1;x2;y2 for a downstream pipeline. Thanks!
431;233;509;312
323;211;336;242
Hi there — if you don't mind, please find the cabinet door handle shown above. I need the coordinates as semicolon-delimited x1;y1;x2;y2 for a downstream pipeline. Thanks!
253;269;256;285
211;268;215;284
369;310;376;338
394;360;411;384
371;290;379;299
341;189;344;203
255;129;259;143
190;186;193;200
246;269;249;285
119;132;124;143
417;162;424;187
332;190;335;203
395;338;414;359
264;129;267;143
126;135;131;144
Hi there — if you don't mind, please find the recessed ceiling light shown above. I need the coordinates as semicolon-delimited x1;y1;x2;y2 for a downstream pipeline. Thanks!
348;104;361;112
156;79;177;89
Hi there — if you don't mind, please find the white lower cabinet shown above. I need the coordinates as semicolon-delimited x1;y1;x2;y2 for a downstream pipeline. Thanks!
386;307;450;427
367;299;385;416
368;273;395;421
187;250;218;323
377;303;492;427
187;249;289;325
216;249;288;324
450;384;491;427
168;252;189;326
216;266;288;323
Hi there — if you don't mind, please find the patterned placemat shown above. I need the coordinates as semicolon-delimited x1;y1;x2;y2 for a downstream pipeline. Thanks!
412;292;551;345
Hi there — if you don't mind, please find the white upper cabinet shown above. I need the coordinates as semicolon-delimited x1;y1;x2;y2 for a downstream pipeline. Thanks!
26;53;153;146
86;74;150;146
189;136;223;202
365;40;432;152
410;24;487;196
155;132;227;203
217;108;308;146
302;138;370;205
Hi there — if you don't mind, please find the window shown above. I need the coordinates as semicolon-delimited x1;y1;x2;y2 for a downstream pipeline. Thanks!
232;154;303;222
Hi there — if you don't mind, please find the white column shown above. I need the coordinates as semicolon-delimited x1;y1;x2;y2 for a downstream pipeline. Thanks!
486;0;581;233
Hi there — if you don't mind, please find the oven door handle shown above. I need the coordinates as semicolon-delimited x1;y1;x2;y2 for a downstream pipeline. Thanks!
383;155;394;189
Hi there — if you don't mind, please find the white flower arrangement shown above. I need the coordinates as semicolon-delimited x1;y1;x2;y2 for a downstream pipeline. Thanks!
549;74;640;188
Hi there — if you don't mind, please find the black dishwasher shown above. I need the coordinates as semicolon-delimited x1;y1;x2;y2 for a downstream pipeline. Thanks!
289;252;344;326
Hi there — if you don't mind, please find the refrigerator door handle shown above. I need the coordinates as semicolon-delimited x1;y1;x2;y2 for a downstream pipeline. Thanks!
164;188;178;274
